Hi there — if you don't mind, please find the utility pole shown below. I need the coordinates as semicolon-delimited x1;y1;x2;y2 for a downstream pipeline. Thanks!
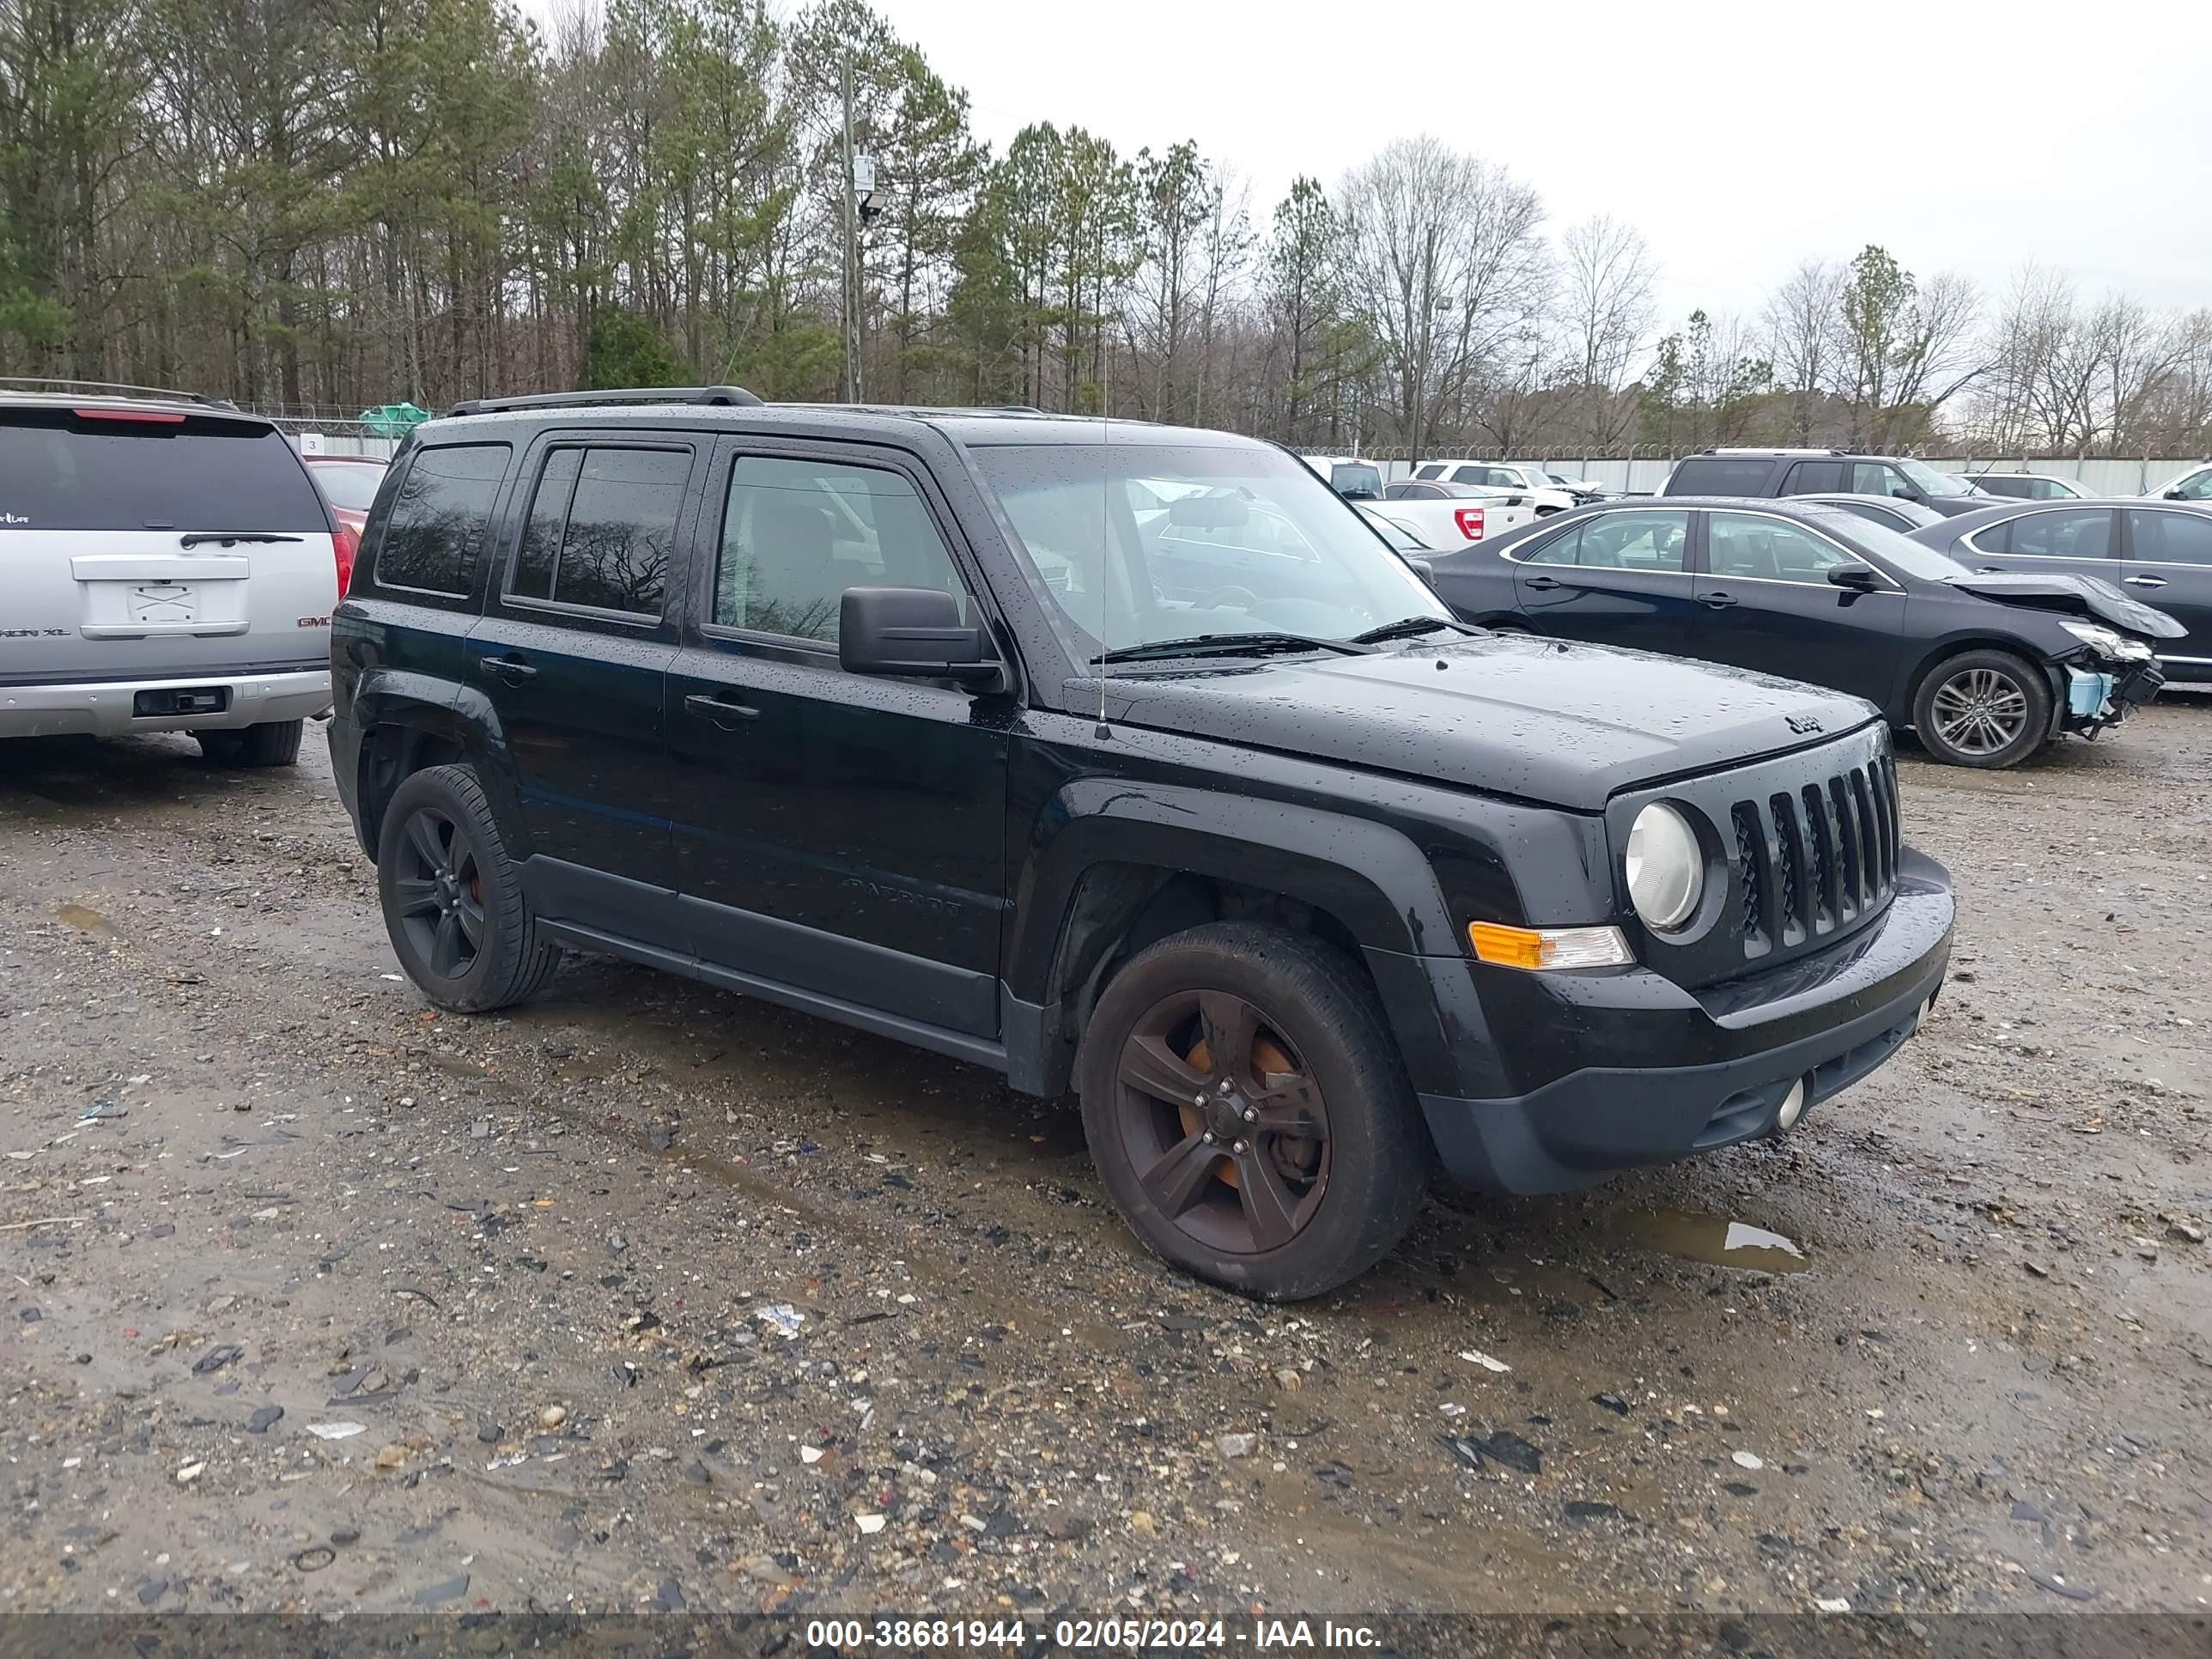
840;55;861;404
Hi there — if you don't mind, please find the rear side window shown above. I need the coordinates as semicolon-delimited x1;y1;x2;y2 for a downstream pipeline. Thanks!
1525;509;1688;572
0;407;327;532
1780;460;1844;494
1668;458;1774;495
374;444;508;594
507;445;689;617
1328;462;1381;501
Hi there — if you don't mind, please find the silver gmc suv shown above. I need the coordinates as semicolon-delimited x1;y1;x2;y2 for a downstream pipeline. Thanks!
0;383;344;764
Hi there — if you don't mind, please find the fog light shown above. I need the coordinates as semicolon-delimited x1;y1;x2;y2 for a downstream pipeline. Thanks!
1776;1078;1808;1130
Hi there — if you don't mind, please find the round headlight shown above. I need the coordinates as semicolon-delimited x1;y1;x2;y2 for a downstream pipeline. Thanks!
1626;802;1703;933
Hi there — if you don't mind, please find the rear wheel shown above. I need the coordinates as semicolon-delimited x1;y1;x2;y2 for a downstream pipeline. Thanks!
376;763;561;1012
1913;649;2051;769
1078;921;1427;1300
196;719;303;768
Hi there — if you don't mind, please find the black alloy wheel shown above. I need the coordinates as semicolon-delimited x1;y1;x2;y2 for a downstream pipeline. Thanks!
389;804;487;980
1110;988;1333;1257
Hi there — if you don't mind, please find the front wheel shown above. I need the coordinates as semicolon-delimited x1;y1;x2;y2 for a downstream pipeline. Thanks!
1912;648;2052;768
1077;921;1428;1300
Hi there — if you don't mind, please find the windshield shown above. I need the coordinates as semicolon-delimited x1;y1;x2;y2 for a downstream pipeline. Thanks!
971;441;1446;660
1800;507;1972;582
1896;457;1965;497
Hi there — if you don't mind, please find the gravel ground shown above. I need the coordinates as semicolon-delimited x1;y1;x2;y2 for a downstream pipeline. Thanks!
2;703;2207;1625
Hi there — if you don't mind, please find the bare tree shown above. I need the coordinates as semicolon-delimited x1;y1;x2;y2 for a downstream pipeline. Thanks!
1759;259;1843;444
1338;135;1545;461
1556;213;1654;447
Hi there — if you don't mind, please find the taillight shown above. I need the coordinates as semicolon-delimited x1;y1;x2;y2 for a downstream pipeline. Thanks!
1454;507;1486;541
73;406;186;423
332;522;358;598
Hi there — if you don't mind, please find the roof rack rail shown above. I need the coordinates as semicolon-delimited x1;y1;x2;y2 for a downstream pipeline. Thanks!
1705;446;1844;457
0;375;235;408
447;385;763;417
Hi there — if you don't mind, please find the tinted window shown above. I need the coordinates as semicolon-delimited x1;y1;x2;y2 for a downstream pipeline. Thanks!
1526;509;1688;572
374;444;507;594
1969;476;2032;498
512;447;580;601
1708;513;1856;584
1976;508;2113;560
1825;500;1908;531
1413;465;1445;480
716;456;966;643
2128;509;2212;565
1780;460;1844;494
0;408;327;532
1449;466;1486;486
507;446;684;616
1668;457;1775;495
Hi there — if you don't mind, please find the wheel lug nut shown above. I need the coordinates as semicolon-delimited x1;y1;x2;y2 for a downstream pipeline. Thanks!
1201;1131;1215;1144
1194;1093;1208;1108
1231;1140;1248;1154
1243;1107;1257;1122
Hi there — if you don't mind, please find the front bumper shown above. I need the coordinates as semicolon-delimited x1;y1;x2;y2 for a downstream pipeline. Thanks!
2057;654;2162;735
0;668;332;739
1413;847;1954;1195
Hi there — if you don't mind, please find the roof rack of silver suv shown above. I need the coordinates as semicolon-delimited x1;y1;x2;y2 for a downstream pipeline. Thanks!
0;375;236;408
447;385;763;417
1704;446;1845;456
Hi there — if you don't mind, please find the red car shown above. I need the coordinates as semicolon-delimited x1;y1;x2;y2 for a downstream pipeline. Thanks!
304;455;386;596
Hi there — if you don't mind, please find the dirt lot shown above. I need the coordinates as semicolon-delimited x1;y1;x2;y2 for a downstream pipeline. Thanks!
2;702;2208;1626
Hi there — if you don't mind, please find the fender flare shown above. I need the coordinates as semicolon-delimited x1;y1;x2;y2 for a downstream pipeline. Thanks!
1005;778;1480;1098
350;670;528;855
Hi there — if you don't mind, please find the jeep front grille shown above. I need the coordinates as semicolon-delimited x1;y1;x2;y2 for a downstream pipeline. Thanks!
1736;754;1899;959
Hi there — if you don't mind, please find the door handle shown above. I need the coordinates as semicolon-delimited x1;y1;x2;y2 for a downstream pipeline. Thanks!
1700;591;1738;610
477;655;537;684
684;692;759;728
1522;574;1560;591
2124;574;2168;588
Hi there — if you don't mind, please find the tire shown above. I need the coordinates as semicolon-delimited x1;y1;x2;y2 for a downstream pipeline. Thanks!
375;763;561;1012
1912;648;2053;769
1077;921;1428;1301
196;719;303;768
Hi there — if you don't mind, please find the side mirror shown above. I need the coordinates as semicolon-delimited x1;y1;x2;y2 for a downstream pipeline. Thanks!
1827;562;1881;592
1401;556;1436;586
839;586;1003;688
2165;489;2186;501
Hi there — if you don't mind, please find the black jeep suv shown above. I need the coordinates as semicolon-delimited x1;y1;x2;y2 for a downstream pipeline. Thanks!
1665;449;1991;517
331;388;1954;1299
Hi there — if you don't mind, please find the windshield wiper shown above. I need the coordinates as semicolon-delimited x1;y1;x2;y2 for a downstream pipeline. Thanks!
1351;615;1482;645
179;531;304;547
1092;631;1374;665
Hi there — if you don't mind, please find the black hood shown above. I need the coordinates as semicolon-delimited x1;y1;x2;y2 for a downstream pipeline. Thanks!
1943;571;2185;640
1086;633;1881;812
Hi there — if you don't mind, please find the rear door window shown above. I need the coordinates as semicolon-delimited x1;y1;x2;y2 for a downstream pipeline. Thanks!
1975;509;2114;559
374;444;509;595
1668;457;1775;495
0;406;327;532
1525;510;1689;571
507;445;689;617
1850;462;1915;499
1780;460;1844;494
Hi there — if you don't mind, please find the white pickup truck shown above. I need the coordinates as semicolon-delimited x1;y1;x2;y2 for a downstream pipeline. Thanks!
0;384;343;764
1299;455;1535;549
1407;458;1582;513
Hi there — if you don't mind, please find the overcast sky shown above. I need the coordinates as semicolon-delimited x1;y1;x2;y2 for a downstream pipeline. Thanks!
533;0;2211;325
